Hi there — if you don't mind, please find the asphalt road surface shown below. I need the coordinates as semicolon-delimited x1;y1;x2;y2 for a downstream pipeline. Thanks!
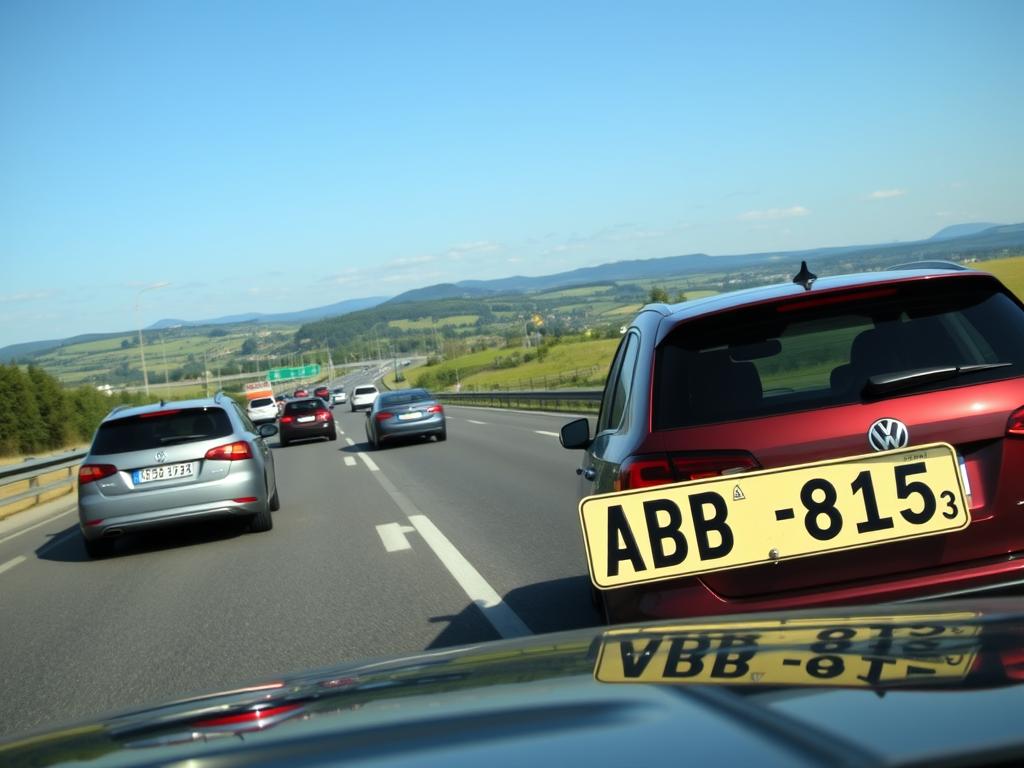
0;374;601;741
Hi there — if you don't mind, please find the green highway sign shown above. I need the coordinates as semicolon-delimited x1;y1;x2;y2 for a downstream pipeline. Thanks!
268;364;321;382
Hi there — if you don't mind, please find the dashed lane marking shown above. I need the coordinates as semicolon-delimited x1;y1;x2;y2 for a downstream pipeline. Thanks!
344;457;357;467
466;419;487;425
0;555;26;576
534;430;559;437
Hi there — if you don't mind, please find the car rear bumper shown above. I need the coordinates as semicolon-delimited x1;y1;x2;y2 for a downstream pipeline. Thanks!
600;552;1024;623
378;415;445;441
79;497;268;540
280;422;335;441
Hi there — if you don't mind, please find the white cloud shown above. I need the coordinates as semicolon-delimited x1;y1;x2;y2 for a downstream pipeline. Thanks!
0;291;53;304
738;206;810;221
868;189;907;200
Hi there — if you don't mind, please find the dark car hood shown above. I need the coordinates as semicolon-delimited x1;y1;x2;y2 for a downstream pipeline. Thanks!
5;598;1024;766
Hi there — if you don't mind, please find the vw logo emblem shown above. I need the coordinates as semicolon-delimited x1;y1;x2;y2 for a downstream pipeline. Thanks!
867;418;909;451
154;450;168;463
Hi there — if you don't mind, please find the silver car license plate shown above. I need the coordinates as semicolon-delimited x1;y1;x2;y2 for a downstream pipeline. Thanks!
132;462;196;485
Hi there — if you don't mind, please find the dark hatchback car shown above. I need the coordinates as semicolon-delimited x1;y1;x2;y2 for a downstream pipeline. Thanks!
365;388;446;449
562;264;1024;623
278;397;337;446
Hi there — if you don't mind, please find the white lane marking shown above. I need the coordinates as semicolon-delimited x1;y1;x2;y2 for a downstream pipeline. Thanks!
376;522;417;552
0;507;74;546
0;555;26;576
343;436;379;470
534;430;559;437
407;515;530;639
357;452;380;472
344;457;357;467
36;529;78;556
337;430;345;436
466;419;487;425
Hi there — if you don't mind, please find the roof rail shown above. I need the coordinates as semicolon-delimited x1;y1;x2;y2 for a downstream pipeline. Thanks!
887;260;968;272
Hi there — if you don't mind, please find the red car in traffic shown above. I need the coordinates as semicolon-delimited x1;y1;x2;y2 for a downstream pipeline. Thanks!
562;262;1024;622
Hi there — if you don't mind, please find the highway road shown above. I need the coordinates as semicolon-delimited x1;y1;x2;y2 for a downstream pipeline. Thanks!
0;372;601;741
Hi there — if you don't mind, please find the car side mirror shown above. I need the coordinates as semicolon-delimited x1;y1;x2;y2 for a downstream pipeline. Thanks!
258;423;279;438
560;418;591;450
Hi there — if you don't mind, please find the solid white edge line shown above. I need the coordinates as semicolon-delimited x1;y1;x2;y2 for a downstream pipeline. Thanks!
407;514;530;639
0;555;27;576
357;451;380;472
0;507;74;546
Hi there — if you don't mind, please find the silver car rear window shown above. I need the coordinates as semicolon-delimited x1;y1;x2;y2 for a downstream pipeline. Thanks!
91;408;233;455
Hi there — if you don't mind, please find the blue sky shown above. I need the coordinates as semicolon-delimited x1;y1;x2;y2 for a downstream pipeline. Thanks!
1;0;1022;348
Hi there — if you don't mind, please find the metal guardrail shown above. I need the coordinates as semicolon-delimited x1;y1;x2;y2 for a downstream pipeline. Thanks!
437;389;602;410
0;450;86;511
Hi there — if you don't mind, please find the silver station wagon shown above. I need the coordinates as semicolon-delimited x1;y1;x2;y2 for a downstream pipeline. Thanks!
77;394;280;558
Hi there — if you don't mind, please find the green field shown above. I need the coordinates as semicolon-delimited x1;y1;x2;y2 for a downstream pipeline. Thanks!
979;255;1024;300
389;314;480;330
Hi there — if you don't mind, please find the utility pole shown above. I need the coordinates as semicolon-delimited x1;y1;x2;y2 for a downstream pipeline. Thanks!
133;282;169;396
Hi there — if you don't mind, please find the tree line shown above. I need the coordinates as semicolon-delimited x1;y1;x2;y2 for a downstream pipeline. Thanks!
0;364;148;457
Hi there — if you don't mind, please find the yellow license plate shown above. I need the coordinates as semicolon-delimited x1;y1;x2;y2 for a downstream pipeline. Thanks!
594;614;980;688
580;442;969;589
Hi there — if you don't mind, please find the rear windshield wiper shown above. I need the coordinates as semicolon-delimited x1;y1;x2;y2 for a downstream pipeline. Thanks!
159;434;210;444
863;362;1014;397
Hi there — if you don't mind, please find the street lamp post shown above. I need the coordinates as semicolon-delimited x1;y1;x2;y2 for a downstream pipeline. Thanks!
134;282;169;396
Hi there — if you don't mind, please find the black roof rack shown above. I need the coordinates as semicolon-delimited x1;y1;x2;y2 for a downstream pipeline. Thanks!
887;260;968;272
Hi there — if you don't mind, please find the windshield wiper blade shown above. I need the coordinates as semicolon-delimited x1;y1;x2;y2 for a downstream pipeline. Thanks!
863;363;1013;397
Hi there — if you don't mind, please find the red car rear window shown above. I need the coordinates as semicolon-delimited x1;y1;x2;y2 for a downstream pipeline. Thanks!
653;280;1024;430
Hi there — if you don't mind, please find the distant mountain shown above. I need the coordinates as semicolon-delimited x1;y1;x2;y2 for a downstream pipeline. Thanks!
929;222;1003;241
148;296;389;330
386;222;1024;304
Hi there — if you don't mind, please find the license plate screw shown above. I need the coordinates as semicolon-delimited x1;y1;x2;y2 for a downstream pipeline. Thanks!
768;548;780;563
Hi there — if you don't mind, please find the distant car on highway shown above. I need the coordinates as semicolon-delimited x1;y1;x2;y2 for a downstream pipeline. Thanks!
278;397;337;446
313;385;332;407
562;262;1024;623
350;384;379;412
365;388;446;449
293;387;308;397
332;387;347;405
77;394;279;558
245;396;278;425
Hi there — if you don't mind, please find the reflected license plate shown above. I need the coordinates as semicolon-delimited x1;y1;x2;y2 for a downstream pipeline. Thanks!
132;462;196;485
580;443;969;589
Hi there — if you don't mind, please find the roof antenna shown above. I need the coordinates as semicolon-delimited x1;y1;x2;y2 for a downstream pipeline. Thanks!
793;261;817;291
160;399;166;407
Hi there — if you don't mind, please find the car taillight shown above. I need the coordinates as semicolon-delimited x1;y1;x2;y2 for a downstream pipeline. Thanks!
1008;406;1024;436
614;452;758;491
205;441;253;461
375;411;393;421
669;452;759;481
79;464;117;485
280;416;294;423
316;410;331;422
427;405;443;414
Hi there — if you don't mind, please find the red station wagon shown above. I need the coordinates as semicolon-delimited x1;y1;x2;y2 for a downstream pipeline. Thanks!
561;262;1024;623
